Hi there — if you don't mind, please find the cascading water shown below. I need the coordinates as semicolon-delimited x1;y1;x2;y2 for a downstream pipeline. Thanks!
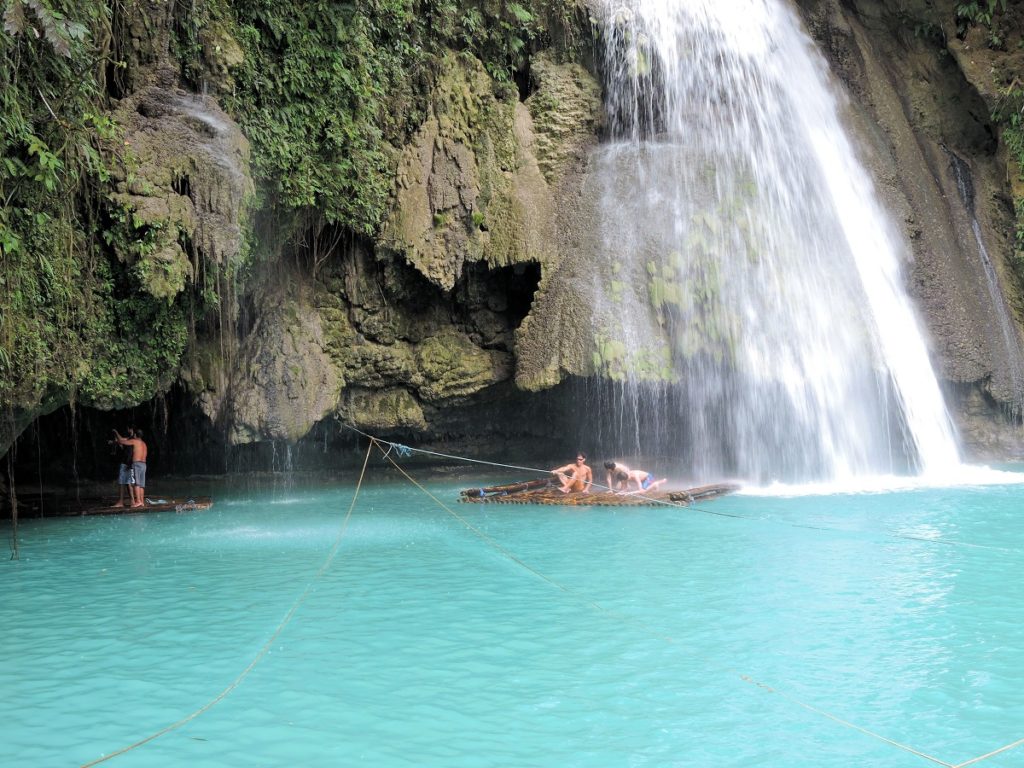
589;0;960;483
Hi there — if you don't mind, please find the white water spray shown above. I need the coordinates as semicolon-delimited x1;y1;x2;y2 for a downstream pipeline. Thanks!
591;0;960;482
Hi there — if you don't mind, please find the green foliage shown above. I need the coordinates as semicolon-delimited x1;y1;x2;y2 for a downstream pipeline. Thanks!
955;0;1006;30
101;203;193;300
72;257;190;408
992;75;1024;283
168;0;221;87
955;0;1007;45
0;0;204;412
223;0;415;236
0;0;113;406
219;0;575;237
454;0;546;80
2;0;88;57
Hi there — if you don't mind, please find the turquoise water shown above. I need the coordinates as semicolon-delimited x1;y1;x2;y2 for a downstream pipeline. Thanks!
2;475;1023;767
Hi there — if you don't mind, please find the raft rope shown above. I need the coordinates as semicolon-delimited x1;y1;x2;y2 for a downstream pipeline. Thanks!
342;424;1014;553
374;439;1021;768
80;441;375;768
79;429;1022;766
342;423;566;478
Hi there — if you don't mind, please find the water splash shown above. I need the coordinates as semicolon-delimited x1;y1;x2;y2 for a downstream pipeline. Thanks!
590;0;960;483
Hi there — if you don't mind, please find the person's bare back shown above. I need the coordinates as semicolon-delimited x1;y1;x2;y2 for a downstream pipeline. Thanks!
130;437;147;463
115;431;147;462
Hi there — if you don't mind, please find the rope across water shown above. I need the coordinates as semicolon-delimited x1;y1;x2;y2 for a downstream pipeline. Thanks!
81;429;1021;766
80;441;375;767
345;424;1014;554
368;432;1021;768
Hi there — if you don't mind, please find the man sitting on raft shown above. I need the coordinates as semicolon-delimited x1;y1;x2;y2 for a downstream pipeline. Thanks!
604;461;667;494
551;453;593;494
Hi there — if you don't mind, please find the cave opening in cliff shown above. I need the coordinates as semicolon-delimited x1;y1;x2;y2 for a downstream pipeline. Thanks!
455;261;541;346
171;172;192;199
514;62;534;101
2;382;355;508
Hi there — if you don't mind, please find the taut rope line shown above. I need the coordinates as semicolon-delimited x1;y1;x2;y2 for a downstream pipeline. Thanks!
956;736;1024;768
346;423;1014;554
343;423;557;478
378;448;958;765
342;423;1007;557
80;441;375;767
376;446;960;767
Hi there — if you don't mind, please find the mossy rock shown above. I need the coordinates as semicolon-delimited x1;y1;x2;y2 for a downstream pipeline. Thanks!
109;82;253;302
342;388;427;432
381;49;573;290
526;53;602;184
416;328;513;401
225;302;343;444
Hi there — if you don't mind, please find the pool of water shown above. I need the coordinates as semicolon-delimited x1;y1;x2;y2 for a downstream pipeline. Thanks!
2;472;1023;767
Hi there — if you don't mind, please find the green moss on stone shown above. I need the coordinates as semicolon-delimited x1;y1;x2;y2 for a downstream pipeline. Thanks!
416;328;511;401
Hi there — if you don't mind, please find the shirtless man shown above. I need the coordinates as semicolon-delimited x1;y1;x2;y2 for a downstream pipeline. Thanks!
114;428;148;507
551;453;593;494
604;461;667;494
604;461;631;491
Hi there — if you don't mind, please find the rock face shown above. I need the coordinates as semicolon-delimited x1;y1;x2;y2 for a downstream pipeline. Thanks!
512;55;607;391
109;74;252;299
381;52;601;297
205;49;602;447
223;298;342;444
108;1;253;274
8;0;1024;475
796;0;1024;457
111;12;1024;461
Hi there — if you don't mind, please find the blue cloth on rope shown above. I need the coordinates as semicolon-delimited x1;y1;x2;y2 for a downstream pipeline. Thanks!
389;442;413;458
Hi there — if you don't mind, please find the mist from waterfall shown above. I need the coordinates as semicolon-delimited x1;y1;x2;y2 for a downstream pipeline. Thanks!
588;0;960;483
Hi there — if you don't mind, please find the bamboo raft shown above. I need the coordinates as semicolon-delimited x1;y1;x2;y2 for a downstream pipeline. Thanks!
9;495;214;518
459;479;740;506
80;497;214;516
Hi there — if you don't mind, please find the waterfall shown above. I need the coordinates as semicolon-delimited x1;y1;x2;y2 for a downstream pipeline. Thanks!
589;0;960;483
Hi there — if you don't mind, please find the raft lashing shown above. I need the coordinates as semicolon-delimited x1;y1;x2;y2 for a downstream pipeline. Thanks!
459;478;740;506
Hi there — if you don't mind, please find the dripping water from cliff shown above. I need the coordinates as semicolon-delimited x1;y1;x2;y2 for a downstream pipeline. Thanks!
589;0;960;483
948;152;1024;419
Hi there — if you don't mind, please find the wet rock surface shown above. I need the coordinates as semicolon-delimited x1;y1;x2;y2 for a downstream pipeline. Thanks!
798;0;1024;456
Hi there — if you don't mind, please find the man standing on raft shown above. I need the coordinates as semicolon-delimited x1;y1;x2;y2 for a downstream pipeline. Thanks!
114;428;148;508
551;453;593;494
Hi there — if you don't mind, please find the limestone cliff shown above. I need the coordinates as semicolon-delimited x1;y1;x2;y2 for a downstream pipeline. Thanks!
0;0;253;460
6;0;1024;481
796;0;1024;456
210;50;601;446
